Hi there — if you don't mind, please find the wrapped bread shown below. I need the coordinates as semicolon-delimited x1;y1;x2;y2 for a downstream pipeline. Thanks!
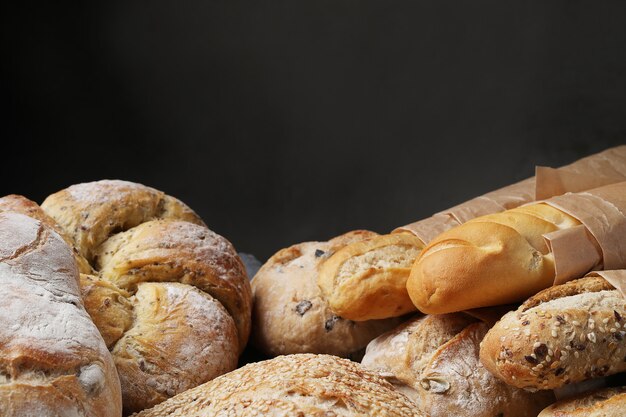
318;145;626;320
35;180;252;414
538;386;626;417
0;212;122;416
132;354;424;417
362;313;554;417
252;230;404;358
408;181;626;314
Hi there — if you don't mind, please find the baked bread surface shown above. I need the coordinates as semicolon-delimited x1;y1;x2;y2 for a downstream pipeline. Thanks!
480;276;626;390
0;212;122;417
132;354;424;417
252;230;404;358
538;386;626;417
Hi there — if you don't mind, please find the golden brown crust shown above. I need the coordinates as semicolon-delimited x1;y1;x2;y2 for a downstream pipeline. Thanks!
407;203;591;314
521;276;615;311
131;354;424;417
318;233;424;321
40;180;250;412
0;212;121;417
362;314;553;417
252;231;404;358
480;277;626;390
539;386;626;417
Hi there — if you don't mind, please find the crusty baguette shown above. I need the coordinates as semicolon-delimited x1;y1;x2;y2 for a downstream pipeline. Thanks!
362;314;554;417
0;212;122;417
316;146;626;321
252;230;403;358
318;233;424;321
538;386;626;417
407;203;600;314
480;276;626;390
132;354;425;417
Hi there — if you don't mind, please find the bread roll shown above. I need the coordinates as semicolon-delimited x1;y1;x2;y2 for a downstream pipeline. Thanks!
480;276;626;390
132;354;424;417
0;212;122;417
252;230;404;358
318;233;424;321
407;202;599;314
40;180;252;413
317;146;626;321
362;314;554;417
538;386;626;417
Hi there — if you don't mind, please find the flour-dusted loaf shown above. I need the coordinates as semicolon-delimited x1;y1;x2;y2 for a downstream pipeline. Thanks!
362;314;554;417
252;230;404;358
408;202;596;314
0;212;122;417
480;276;626;390
132;354;424;417
39;180;252;413
538;386;626;417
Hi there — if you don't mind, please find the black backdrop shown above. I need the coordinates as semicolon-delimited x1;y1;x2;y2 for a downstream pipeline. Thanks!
3;2;626;260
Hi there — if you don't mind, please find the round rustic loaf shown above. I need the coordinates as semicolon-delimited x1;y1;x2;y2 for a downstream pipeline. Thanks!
39;180;252;413
252;230;404;358
0;212;122;417
132;354;424;417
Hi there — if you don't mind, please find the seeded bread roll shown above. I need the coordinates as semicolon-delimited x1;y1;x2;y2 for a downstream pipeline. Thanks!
318;233;424;321
132;354;424;417
538;386;626;417
41;180;252;413
408;203;598;314
362;314;554;417
252;230;404;358
0;212;122;417
480;276;626;391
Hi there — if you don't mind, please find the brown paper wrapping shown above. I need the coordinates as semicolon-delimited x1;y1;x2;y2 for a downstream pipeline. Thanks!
584;270;626;299
540;181;626;285
394;145;626;245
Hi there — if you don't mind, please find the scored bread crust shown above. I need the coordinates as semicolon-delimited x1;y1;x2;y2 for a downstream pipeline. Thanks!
407;203;598;314
362;314;554;417
0;212;122;417
538;386;626;417
318;233;424;321
131;354;425;417
480;276;626;390
39;180;251;413
252;230;404;358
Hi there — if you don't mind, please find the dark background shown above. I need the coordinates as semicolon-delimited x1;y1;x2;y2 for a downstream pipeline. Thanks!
3;2;626;261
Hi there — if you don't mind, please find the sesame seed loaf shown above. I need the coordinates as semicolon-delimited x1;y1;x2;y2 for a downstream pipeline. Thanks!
480;276;626;390
538;386;626;417
131;354;425;417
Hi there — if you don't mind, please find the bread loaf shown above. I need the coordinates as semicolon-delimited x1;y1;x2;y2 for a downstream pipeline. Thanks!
479;276;626;390
362;314;554;417
40;180;252;413
538;386;626;417
132;354;425;417
407;202;600;314
252;230;404;358
317;146;626;321
0;212;122;417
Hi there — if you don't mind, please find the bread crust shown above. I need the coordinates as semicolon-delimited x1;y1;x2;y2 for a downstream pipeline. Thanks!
480;276;626;390
407;203;593;314
318;233;424;321
362;314;554;417
0;212;122;417
131;354;425;417
40;180;251;413
252;231;404;358
538;386;626;417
